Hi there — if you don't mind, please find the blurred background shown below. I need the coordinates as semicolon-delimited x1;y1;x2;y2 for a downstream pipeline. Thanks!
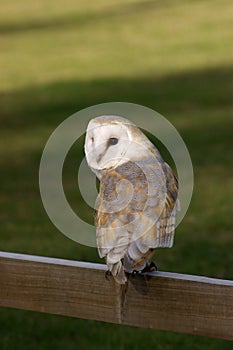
0;0;232;349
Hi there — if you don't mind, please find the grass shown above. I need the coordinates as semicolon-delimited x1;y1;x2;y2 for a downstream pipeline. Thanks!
0;0;232;349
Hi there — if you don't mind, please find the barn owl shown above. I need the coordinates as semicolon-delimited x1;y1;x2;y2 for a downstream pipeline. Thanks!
84;115;179;284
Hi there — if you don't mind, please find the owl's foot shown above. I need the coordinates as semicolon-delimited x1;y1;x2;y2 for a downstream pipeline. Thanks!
141;261;158;273
131;262;158;275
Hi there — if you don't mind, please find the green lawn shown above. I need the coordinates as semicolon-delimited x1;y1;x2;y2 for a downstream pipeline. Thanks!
0;0;232;349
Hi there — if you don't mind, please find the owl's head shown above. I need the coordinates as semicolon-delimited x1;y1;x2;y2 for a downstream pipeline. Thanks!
85;116;152;176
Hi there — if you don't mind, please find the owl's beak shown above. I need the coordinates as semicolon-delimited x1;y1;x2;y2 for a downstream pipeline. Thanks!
96;151;105;164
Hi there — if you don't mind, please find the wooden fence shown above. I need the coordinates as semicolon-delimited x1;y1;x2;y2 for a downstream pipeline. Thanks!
0;251;232;340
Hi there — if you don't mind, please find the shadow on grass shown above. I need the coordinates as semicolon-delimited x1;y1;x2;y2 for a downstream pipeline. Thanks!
1;64;232;123
0;65;232;166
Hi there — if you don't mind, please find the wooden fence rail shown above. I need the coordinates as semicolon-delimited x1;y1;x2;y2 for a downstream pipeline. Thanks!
0;251;232;340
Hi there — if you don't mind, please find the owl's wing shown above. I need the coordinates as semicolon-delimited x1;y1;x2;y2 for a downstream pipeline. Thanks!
126;160;179;271
155;162;179;248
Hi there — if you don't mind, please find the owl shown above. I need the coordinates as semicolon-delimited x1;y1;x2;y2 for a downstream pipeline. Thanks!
84;115;179;284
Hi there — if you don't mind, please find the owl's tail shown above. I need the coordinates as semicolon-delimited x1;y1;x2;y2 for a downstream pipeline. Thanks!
108;261;127;284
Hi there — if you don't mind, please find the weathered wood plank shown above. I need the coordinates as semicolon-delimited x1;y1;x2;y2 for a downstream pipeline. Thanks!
0;251;232;340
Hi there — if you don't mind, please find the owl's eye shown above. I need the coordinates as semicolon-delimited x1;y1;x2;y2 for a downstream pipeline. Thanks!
107;137;119;146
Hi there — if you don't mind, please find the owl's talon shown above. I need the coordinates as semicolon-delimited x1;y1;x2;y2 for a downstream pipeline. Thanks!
141;261;158;273
150;261;158;272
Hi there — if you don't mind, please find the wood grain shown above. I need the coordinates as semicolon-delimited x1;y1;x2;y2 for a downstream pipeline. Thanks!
0;251;232;340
